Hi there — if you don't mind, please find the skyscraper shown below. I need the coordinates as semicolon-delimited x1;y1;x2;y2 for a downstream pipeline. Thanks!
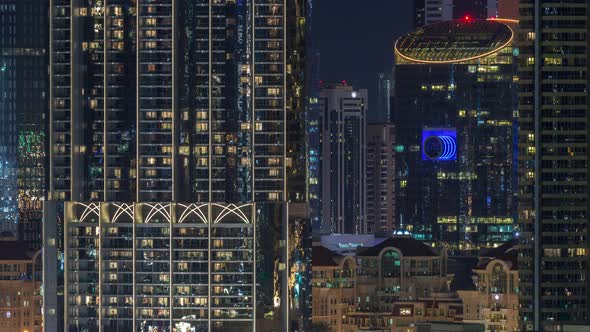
393;19;518;252
413;0;507;28
319;83;367;234
366;123;396;236
518;1;590;330
307;50;321;234
374;72;392;124
0;0;48;249
44;0;308;331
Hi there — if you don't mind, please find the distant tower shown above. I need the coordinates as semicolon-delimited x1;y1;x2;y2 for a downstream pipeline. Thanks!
375;73;392;123
319;83;367;234
366;123;396;235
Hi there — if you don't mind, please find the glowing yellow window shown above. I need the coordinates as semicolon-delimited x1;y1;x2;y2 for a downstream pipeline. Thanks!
196;123;208;132
196;111;207;120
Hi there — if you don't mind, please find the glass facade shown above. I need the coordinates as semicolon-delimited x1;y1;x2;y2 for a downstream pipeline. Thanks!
393;20;518;252
0;0;48;248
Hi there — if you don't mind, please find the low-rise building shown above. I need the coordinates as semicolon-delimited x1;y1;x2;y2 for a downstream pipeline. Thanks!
313;235;462;332
458;240;519;332
0;241;42;332
312;246;356;331
312;237;519;332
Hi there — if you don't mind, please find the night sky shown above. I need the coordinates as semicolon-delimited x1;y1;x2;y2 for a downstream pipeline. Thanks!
313;0;414;114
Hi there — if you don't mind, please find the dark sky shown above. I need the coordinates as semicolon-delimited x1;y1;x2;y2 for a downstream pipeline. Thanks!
313;0;414;113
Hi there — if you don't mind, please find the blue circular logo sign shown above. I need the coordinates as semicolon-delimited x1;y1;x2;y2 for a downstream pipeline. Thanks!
423;135;456;160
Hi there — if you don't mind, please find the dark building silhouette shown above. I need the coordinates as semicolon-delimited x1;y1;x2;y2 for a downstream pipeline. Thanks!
0;0;48;250
393;19;517;253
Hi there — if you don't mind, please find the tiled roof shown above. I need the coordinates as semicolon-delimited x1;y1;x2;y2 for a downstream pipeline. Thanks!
312;246;343;267
477;239;518;270
357;236;439;257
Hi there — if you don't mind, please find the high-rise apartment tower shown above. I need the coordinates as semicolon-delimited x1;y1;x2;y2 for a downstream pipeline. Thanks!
518;1;590;330
44;1;309;331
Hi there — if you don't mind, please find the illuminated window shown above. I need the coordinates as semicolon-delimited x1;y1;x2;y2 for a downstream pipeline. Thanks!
400;308;411;316
195;146;208;155
113;30;124;39
196;123;208;132
527;32;535;40
267;88;281;96
89;99;98;109
112;19;123;27
112;6;122;16
544;57;562;65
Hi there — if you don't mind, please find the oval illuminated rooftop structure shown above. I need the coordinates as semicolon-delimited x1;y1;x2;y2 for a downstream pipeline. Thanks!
395;19;514;64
